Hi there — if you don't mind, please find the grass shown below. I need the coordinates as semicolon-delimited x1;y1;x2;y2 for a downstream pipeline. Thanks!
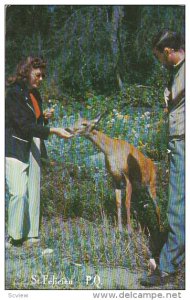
6;217;184;290
5;217;150;289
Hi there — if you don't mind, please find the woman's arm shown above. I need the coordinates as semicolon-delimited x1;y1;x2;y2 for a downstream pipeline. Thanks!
6;88;72;140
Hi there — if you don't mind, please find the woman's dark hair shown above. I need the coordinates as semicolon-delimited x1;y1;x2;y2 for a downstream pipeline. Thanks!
6;56;46;86
152;29;185;52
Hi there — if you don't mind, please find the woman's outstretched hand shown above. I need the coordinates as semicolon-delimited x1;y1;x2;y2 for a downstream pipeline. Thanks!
50;128;74;139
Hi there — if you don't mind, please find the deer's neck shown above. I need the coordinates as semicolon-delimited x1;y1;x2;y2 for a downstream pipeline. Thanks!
87;130;114;155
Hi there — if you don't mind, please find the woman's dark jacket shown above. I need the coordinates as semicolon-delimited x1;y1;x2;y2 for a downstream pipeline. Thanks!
5;81;50;163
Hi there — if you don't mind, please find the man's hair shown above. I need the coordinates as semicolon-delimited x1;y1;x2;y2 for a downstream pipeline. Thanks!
152;29;185;52
6;56;46;86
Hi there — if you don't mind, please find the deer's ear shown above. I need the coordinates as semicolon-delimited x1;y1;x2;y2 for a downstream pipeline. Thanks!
93;113;102;124
93;110;108;124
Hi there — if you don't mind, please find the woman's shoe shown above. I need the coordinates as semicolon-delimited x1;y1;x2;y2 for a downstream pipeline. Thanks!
5;237;23;248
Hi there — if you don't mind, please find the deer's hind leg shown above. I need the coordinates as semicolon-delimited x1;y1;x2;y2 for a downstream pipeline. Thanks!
124;175;132;234
148;175;161;230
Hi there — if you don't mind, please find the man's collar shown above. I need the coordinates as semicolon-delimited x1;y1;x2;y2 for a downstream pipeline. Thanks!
171;58;185;75
174;58;185;69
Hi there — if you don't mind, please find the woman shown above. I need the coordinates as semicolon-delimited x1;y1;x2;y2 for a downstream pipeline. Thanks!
5;56;72;247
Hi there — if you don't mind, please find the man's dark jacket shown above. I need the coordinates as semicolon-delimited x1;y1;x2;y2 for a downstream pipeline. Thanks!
5;81;50;163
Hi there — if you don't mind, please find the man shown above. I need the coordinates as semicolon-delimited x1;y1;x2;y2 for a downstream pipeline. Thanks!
141;29;185;286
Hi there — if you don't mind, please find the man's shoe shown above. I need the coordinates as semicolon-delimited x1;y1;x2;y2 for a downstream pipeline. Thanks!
140;268;174;287
5;237;23;248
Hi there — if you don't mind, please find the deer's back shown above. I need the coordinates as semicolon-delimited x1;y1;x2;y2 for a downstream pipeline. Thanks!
105;139;155;185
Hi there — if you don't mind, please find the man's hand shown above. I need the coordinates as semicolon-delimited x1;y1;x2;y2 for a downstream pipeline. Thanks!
50;128;74;139
164;87;171;108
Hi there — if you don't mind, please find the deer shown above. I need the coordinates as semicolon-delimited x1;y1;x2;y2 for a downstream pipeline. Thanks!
67;113;161;234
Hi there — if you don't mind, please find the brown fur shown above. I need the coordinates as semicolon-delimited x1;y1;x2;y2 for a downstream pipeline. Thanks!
69;115;160;232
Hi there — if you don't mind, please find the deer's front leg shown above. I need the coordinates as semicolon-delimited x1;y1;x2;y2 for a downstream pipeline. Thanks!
115;188;122;232
125;176;132;234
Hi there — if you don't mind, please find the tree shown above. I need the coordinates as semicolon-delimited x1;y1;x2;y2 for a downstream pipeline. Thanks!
111;6;124;90
5;5;185;97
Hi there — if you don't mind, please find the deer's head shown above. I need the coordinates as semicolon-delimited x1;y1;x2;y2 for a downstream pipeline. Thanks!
66;113;104;136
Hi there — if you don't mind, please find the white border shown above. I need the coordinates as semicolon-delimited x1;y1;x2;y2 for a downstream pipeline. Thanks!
1;1;189;299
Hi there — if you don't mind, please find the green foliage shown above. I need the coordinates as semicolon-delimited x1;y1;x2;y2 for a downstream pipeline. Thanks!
6;5;185;96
